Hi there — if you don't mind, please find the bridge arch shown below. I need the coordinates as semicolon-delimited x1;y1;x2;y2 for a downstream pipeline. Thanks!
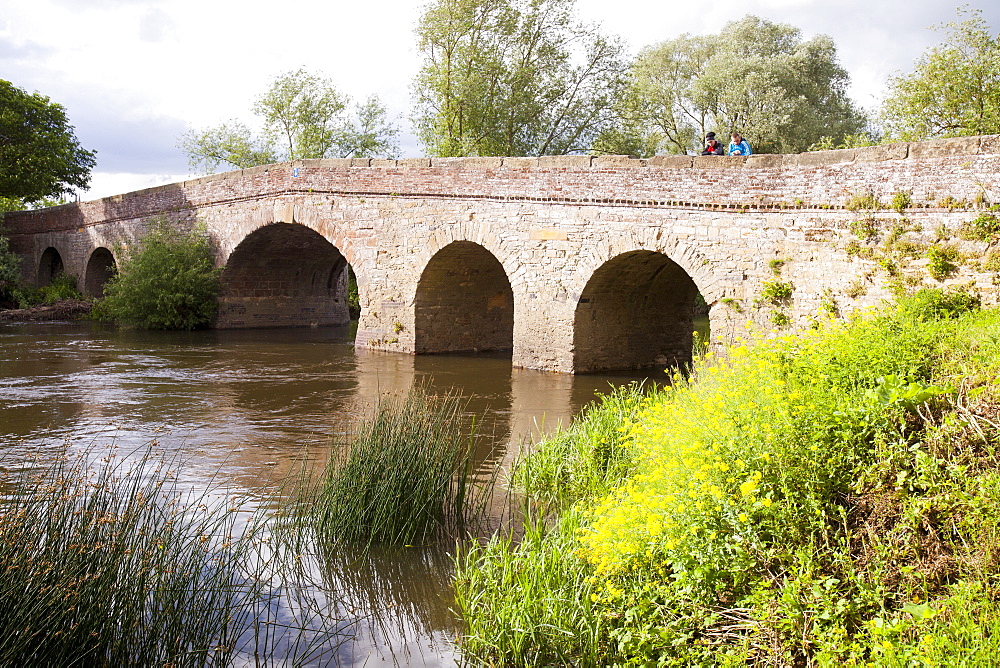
216;222;352;329
84;247;116;297
37;247;65;287
414;240;514;354
573;249;703;373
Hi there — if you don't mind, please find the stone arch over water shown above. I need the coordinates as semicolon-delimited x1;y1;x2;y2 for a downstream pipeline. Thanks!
414;241;514;354
216;222;351;329
573;250;701;373
37;247;64;286
84;247;116;297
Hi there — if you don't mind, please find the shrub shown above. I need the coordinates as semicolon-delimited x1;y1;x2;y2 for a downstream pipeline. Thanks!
95;220;220;329
891;190;912;213
926;244;961;281
759;279;793;304
897;286;980;321
850;217;880;241
958;209;1000;242
0;229;21;306
845;191;883;211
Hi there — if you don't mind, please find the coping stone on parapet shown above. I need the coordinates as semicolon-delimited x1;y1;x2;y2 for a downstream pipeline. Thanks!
793;148;856;167
854;143;909;162
593;155;644;168
693;155;747;169
979;135;1000;154
371;159;397;168
537;155;593;168
501;157;538;168
463;157;505;169
647;155;694;168
398;158;431;168
908;136;981;159
745;154;785;168
430;157;466;168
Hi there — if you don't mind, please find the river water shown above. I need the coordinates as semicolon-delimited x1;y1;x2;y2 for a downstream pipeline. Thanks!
0;320;674;666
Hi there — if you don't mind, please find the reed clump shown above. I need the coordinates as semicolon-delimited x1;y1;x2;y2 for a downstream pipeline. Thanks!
0;446;343;666
308;386;492;546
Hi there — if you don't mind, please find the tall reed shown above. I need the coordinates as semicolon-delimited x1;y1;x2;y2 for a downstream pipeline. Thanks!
307;386;494;546
0;445;345;666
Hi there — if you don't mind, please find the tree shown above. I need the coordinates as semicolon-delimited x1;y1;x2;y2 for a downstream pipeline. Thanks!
179;69;399;173
95;221;221;330
0;80;96;205
881;7;1000;141
613;16;866;155
412;0;630;157
0;230;21;308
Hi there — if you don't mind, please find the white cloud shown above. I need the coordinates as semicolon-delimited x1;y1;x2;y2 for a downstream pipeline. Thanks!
2;0;998;200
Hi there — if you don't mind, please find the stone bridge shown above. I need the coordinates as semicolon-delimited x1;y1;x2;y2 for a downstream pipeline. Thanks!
4;135;1000;373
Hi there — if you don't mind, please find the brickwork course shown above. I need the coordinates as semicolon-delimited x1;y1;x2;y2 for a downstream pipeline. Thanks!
4;134;1000;373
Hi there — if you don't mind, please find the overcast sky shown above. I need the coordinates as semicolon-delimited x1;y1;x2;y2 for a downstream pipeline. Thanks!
2;0;997;201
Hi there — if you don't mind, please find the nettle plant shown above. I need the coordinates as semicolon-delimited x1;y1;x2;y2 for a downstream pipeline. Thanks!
759;279;794;304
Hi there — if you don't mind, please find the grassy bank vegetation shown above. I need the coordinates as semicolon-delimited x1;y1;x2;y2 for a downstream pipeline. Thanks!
456;288;1000;666
0;447;345;666
299;386;494;547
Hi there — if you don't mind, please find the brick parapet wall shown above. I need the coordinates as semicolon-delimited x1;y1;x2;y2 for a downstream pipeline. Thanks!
5;135;998;236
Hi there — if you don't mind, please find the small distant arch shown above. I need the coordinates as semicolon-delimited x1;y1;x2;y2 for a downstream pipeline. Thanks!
574;250;700;373
37;247;64;286
414;241;513;354
84;247;116;297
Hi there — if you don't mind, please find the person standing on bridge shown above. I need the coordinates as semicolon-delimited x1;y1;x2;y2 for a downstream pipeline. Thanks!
701;132;724;155
728;132;752;156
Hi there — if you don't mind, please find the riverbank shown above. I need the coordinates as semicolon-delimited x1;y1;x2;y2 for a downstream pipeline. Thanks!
0;298;91;321
456;288;1000;665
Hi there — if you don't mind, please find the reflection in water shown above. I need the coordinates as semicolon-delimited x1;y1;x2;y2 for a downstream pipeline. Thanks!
0;320;672;665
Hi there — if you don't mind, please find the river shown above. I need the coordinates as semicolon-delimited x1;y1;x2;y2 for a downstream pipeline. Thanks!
0;320;676;666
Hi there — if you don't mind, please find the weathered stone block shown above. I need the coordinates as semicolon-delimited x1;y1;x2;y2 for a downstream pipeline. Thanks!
694;156;746;169
312;158;353;168
501;157;538;169
793;149;855;167
647;155;693;168
398;158;431;168
979;135;1000;154
538;155;592;168
463;156;504;169
745;154;784;168
855;143;908;162
909;136;980;158
371;159;397;168
350;158;373;167
593;155;643;168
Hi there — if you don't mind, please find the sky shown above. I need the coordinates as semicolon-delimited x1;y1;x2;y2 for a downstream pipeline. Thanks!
2;0;998;201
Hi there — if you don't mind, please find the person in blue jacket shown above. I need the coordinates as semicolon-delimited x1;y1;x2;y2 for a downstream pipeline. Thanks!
728;132;752;156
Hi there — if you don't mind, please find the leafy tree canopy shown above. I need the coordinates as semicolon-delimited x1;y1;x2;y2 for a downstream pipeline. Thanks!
0;80;96;204
412;0;630;157
179;69;399;173
881;7;1000;141
608;16;866;156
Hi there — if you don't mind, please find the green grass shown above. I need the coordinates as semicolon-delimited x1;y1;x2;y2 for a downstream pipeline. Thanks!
0;446;346;666
454;288;1000;666
304;385;496;546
